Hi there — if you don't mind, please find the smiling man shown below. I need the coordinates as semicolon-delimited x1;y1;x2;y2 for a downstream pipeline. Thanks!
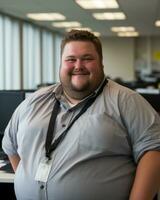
60;34;104;102
2;30;160;200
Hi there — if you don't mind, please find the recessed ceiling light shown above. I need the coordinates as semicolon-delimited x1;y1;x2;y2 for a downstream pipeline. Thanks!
75;0;119;9
155;20;160;27
93;32;101;37
111;26;135;32
66;27;92;32
117;32;139;37
93;12;126;20
52;21;81;28
27;13;66;21
66;28;101;37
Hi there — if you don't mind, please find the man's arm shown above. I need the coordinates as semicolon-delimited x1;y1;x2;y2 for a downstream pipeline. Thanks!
8;154;21;172
129;151;160;200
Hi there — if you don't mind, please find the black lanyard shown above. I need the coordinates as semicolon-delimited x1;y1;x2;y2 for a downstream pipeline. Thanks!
45;79;108;160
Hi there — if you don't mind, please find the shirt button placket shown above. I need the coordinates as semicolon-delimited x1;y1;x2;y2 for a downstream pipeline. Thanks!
39;183;46;200
40;185;44;190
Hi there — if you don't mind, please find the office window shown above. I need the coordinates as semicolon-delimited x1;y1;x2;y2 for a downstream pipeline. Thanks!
0;15;21;89
42;30;54;84
23;23;41;89
54;34;63;82
0;13;63;90
0;15;4;89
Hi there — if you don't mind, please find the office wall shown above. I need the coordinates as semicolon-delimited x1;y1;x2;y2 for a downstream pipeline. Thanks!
101;37;135;81
135;37;160;73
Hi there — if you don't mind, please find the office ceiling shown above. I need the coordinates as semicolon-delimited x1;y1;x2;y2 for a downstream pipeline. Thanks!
0;0;160;38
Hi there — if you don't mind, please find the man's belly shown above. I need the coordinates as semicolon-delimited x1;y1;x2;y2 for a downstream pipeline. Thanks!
14;156;136;200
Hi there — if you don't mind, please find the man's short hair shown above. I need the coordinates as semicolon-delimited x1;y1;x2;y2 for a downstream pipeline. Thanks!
61;29;103;62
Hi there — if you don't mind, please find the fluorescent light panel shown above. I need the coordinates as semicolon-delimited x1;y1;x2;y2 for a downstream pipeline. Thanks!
111;26;135;32
75;0;119;9
52;21;81;28
27;13;66;21
66;27;92;32
93;32;101;37
155;20;160;27
117;32;139;37
66;28;101;37
93;12;126;20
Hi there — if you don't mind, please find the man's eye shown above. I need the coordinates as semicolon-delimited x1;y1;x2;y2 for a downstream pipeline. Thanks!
66;58;76;62
83;57;94;61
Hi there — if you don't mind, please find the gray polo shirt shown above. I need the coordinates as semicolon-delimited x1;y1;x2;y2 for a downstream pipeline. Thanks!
2;79;160;200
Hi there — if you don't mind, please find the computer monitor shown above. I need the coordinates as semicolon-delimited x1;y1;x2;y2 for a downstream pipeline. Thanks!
0;90;25;147
140;93;160;113
24;89;35;98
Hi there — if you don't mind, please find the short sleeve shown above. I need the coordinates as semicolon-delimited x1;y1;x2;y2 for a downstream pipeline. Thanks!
2;85;56;156
2;98;29;156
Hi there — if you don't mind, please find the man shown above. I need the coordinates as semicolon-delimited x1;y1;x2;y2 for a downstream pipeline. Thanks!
2;30;160;200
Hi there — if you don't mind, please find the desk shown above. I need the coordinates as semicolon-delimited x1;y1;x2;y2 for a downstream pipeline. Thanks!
0;170;14;183
0;160;16;199
0;159;14;183
0;172;16;200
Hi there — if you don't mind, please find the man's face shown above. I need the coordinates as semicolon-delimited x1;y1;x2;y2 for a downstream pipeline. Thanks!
60;41;104;99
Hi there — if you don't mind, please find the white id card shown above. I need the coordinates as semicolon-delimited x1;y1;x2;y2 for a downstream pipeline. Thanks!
35;160;52;183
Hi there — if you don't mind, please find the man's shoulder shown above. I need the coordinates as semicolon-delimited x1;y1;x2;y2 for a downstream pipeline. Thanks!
106;79;136;95
25;83;61;105
103;79;138;106
35;84;59;95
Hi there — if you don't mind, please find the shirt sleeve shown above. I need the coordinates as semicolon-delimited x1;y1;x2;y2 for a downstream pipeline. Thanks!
2;86;55;156
119;92;160;163
2;97;29;156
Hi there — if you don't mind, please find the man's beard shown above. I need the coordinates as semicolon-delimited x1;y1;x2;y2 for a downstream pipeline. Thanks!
62;79;93;100
60;69;105;100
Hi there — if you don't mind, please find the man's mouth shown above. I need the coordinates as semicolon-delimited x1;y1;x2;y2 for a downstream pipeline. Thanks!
72;72;89;75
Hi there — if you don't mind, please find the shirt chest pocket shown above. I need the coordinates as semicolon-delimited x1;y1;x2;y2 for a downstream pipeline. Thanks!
76;113;131;155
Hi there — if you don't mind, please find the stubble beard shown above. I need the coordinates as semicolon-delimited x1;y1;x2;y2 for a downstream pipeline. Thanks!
60;70;105;100
63;79;92;100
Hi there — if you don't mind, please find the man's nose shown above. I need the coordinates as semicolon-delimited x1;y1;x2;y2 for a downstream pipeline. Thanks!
75;59;84;69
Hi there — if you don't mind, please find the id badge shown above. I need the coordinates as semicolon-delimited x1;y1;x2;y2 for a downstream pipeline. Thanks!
35;160;52;183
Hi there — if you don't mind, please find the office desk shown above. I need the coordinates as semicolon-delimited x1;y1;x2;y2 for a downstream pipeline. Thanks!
0;159;14;183
0;170;14;183
0;171;16;200
0;160;16;200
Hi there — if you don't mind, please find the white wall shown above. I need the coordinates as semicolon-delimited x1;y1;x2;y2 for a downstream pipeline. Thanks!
101;37;135;81
135;36;160;73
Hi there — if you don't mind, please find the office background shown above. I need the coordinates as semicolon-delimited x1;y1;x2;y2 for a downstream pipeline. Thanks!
0;14;62;90
0;0;160;90
0;1;160;199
